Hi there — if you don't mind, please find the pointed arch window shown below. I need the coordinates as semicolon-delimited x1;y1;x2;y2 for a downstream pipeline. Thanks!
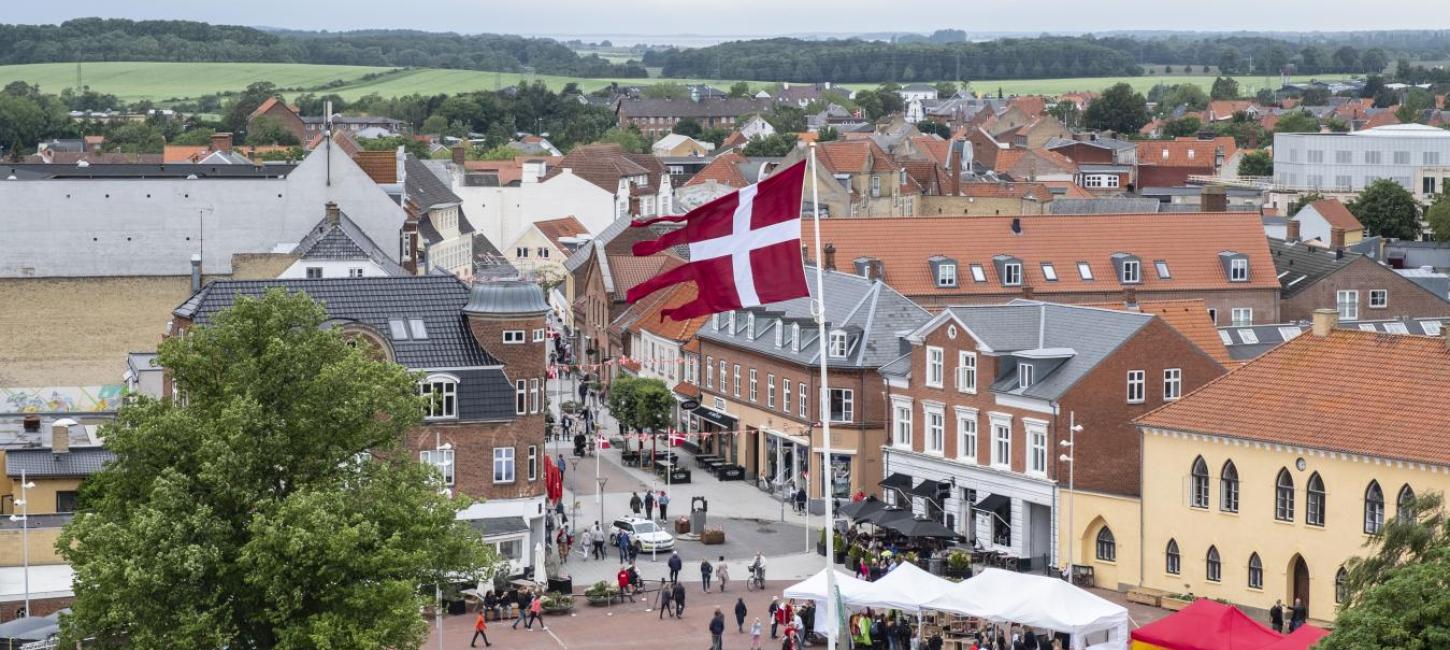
1397;484;1417;520
1335;566;1349;604
1190;456;1210;509
1364;480;1385;535
1220;460;1239;512
1307;472;1326;526
1165;539;1181;575
1206;545;1222;582
1247;552;1263;589
1095;526;1116;562
1275;468;1295;522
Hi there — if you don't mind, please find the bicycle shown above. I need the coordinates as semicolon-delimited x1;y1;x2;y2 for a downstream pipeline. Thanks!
746;564;766;591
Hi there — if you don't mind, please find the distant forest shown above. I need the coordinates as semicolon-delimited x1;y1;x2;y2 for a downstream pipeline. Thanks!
645;32;1450;83
0;18;648;78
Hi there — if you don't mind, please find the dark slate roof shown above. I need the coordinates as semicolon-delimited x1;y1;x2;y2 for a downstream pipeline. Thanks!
292;211;409;275
405;156;463;209
175;276;501;369
1270;238;1358;298
1048;198;1162;215
1219;318;1447;361
4;447;114;478
698;267;931;368
2;163;293;180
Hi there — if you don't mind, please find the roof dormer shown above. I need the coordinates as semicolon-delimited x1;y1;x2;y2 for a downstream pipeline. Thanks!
1111;253;1142;284
928;256;959;288
992;254;1023;286
1219;251;1250;282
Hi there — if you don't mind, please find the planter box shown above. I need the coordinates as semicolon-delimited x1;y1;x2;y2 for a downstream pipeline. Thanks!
701;530;726;544
675;518;691;534
586;594;615;607
666;468;691;483
1161;596;1192;612
834;553;847;565
1126;590;1161;607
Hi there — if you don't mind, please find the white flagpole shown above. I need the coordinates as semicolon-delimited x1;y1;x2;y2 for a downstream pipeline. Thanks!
808;144;837;650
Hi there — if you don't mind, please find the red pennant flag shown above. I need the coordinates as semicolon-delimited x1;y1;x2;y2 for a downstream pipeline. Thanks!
626;161;809;321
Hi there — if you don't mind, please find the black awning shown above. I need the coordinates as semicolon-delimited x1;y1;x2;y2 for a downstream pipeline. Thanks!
879;473;914;491
974;493;1011;513
910;478;943;498
691;405;738;430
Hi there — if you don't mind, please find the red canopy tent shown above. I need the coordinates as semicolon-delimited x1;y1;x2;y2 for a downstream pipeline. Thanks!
1131;599;1284;650
1258;625;1330;650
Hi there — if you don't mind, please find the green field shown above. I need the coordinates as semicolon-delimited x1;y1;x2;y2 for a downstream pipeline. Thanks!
0;61;1324;105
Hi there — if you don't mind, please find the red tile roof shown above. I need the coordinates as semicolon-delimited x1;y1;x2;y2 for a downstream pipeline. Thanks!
957;182;1052;200
993;148;1078;178
631;282;710;342
908;136;951;165
610;254;683;297
685;152;750;188
1137;137;1237;168
806;213;1277;296
1138;329;1450;466
816;139;900;175
354;150;397;184
1302;199;1363;232
543;143;660;193
1091;299;1235;367
533;216;589;250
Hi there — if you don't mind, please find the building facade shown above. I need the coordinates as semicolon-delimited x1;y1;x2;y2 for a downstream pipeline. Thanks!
1274;123;1450;198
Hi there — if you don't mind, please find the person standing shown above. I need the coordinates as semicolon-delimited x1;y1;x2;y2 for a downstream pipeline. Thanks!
710;608;727;650
1269;599;1284;633
717;556;731;592
768;596;781;639
751;617;763;650
659;490;671;520
701;558;715;592
668;550;683;583
579;527;592;561
617;530;632;564
794;487;806;514
556;452;566;476
658;578;675;619
512;589;531;630
630;492;643;516
471;611;492;647
735;597;748;632
673;580;687;618
644;490;657;520
1290;598;1307;632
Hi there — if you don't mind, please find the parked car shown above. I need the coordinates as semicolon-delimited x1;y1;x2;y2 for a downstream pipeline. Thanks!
609;517;675;552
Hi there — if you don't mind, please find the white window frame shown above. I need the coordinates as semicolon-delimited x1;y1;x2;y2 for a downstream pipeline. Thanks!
348;267;365;278
1231;308;1253;327
926;346;944;388
989;414;1012;470
749;369;758;402
1369;289;1388;309
1017;363;1033;389
515;379;527;415
532;328;545;342
829;330;848;358
733;364;741;398
799;382;809;418
782;380;791;414
892;398;913;449
969;265;987;282
1121;259;1141;284
957;350;977;393
493;447;516;483
530;378;541;413
829;388;854;423
767;374;777;408
420;448;455;486
937;264;957;287
1041;263;1058;281
1077;262;1094;280
1337;289;1359;320
924;404;946;456
503;330;526;344
1126;370;1145;404
955;407;979;463
1002;262;1022;286
1163;368;1182;401
419;375;459;420
527;445;538;481
1025;419;1048;477
1229;258;1249;282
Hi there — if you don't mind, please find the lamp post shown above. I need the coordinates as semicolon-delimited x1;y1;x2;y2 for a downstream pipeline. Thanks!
432;435;453;650
1058;412;1082;581
7;470;35;617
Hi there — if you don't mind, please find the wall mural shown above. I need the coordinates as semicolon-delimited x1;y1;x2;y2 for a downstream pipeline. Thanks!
1;385;126;414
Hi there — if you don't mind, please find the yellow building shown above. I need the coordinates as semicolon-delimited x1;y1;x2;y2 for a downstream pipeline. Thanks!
1135;309;1450;623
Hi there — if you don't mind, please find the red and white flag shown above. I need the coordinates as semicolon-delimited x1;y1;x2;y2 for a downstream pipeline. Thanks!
626;161;809;321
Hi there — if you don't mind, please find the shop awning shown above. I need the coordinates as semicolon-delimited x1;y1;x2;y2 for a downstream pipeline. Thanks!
691;404;737;429
909;478;943;499
879;473;914;491
974;493;1011;513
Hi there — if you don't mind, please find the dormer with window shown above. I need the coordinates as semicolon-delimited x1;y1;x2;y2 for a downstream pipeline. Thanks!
992;255;1023;286
713;312;723;331
746;312;756;338
1111;253;1142;284
828;329;849;358
928;256;959;288
774;319;784;348
1017;363;1034;389
1219;251;1250;282
727;310;737;333
791;323;801;353
419;373;459;420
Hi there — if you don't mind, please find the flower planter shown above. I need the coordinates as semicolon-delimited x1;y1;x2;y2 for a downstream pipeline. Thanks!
701;529;726;545
587;595;613;607
675;518;692;534
1161;596;1192;612
816;542;827;556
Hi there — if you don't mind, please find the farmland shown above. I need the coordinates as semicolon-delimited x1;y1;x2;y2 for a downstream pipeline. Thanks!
0;61;1324;105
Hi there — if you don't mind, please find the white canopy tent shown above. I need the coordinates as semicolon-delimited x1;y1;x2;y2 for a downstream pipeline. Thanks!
922;569;1129;650
781;568;872;640
846;562;956;613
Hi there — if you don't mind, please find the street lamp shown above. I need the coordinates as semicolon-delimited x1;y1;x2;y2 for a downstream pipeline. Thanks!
431;437;452;650
9;471;36;617
1059;413;1082;581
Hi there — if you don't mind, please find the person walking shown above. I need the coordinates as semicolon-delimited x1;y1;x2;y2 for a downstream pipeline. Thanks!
701;558;715;592
591;522;605;560
644;490;656;520
751;617;763;650
717;556;731;592
617;530;632;564
630;491;643;516
735;597;748;632
1269;599;1284;633
794;487;806;515
579;527;592;561
673;580;687;618
512;589;531;630
710;608;727;650
471;611;492;647
1289;598;1307;632
658;578;675;619
659;490;671;520
527;591;545;630
668;550;683;583
556;452;566;476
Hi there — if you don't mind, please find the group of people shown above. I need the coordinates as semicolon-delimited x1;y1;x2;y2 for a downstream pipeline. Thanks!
848;609;917;650
1269;597;1310;633
470;586;550;647
628;489;672;520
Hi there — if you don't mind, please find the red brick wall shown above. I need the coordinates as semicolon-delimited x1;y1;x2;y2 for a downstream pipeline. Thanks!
407;420;546;500
907;287;1280;326
1280;256;1450;322
1054;143;1115;165
1137;165;1213;188
0;595;71;622
248;102;306;143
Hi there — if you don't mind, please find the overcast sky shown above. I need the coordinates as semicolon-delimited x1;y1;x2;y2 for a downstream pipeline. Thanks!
7;1;1450;38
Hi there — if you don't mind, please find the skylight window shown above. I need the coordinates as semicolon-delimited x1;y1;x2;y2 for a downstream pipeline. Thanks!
1077;262;1094;280
1218;330;1233;346
389;319;409;340
408;319;428;339
969;264;987;282
1358;324;1378;332
1278;327;1302;341
1424;321;1443;336
1236;329;1258;345
1154;261;1171;279
1384;322;1409;334
1041;263;1058;281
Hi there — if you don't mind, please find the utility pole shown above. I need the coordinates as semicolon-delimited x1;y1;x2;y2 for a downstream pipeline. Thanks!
1058;412;1082;579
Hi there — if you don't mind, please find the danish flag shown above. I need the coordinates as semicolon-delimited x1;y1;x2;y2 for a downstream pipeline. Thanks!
626;160;809;321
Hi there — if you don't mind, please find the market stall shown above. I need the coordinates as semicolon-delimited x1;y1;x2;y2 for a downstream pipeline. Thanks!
925;568;1130;650
847;561;955;613
781;568;872;640
1130;599;1282;650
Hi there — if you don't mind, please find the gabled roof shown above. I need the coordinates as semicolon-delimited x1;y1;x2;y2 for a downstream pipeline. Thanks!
1136;137;1237;168
1297;199;1363;232
5;446;115;478
1088;299;1234;367
404;156;462;209
542;144;659;193
1138;329;1450;467
1269;238;1359;298
808;213;1277;297
992;147;1077;179
815;139;900;175
686;151;751;187
247;96;294;122
292;209;409;276
532;216;589;252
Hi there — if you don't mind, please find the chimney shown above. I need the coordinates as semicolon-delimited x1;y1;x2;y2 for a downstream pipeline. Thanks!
452;144;467;166
1285;219;1301;242
823;244;837;271
1010;217;1022;235
1331;226;1346;252
190;253;202;293
51;422;70;455
1123;286;1138;308
1022;285;1034;300
210;132;233;153
325;201;341;226
1201;185;1228;213
1311;308;1338;337
950;138;963;197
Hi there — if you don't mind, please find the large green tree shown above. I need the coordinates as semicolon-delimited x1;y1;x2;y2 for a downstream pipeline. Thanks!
1321;493;1450;649
743;133;798;157
606;376;676;443
1425;193;1450;242
1275;110;1322;134
1210;76;1240;100
1348;179;1423;240
1237;150;1273;177
59;290;493;649
1083;83;1150;134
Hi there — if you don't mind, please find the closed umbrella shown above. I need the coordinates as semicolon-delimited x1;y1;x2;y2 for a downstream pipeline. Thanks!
534;542;548;585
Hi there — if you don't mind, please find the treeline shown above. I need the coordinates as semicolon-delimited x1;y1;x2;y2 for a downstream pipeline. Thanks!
0;18;647;78
644;37;1142;82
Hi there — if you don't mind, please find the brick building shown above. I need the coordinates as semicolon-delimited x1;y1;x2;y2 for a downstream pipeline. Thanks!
617;98;773;140
878;301;1224;580
1271;238;1450;322
170;276;549;564
807;213;1282;325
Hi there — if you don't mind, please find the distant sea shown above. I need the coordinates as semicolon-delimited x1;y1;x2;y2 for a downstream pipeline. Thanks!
532;33;772;47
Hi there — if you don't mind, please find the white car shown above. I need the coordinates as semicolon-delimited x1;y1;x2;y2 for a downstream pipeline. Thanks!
609;518;675;552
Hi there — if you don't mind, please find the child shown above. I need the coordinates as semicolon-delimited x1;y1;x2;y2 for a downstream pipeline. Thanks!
751;617;763;650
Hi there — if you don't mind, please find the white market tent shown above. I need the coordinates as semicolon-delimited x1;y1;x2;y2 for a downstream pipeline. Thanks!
923;569;1129;650
782;568;872;640
847;561;956;613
